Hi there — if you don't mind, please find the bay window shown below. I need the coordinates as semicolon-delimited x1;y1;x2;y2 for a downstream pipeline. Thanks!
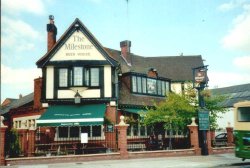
131;75;170;96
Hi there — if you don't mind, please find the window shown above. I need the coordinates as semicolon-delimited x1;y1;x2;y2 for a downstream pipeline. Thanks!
131;75;170;96
57;126;103;139
132;76;137;92
81;126;91;137
157;80;162;95
90;68;99;86
237;107;250;121
59;127;68;138
92;125;101;137
70;127;79;137
59;69;68;87
161;81;166;96
137;77;142;93
73;67;83;86
58;67;100;88
142;77;147;93
147;78;157;94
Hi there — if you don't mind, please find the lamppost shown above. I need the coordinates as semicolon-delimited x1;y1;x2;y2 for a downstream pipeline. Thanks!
193;65;209;156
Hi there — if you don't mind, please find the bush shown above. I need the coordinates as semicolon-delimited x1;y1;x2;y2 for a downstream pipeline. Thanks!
5;129;21;157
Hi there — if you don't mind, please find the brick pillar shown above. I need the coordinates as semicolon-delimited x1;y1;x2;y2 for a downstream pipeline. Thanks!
18;129;28;156
187;117;201;155
28;127;36;157
116;116;129;159
0;116;8;166
226;123;234;146
206;131;213;154
34;77;42;110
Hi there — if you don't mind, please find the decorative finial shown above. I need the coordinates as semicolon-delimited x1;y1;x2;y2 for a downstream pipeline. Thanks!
119;115;126;126
189;117;197;126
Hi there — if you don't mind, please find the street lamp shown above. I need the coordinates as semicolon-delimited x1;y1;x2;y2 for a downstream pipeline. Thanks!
192;65;209;156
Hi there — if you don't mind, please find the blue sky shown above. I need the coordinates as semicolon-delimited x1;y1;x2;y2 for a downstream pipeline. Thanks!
1;0;250;102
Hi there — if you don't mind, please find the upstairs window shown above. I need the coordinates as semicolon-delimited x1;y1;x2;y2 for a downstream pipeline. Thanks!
59;69;68;87
58;67;100;88
131;75;170;96
73;67;83;86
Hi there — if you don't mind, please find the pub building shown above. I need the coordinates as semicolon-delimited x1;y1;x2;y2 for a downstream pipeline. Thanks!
1;16;204;155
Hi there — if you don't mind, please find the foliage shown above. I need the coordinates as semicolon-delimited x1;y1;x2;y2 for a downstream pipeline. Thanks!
104;116;114;125
5;129;21;157
141;92;196;132
203;92;228;130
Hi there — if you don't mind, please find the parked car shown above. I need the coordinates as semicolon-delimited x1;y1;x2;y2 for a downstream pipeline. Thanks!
213;133;227;147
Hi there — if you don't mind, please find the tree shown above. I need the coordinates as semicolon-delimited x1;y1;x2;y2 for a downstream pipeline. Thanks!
141;92;196;132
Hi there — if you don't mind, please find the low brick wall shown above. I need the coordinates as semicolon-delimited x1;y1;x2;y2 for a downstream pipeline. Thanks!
212;147;234;154
5;148;234;166
128;149;195;159
5;153;120;166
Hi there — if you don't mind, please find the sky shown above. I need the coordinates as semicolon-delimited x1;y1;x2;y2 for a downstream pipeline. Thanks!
1;0;250;102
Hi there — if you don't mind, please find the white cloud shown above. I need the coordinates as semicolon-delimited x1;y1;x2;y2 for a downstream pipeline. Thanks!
218;0;248;12
221;1;250;51
208;71;250;89
233;56;250;70
1;64;42;86
2;0;45;15
1;16;43;51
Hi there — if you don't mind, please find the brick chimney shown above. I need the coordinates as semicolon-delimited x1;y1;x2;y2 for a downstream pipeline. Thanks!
33;77;42;109
120;40;132;66
47;15;57;51
148;68;158;78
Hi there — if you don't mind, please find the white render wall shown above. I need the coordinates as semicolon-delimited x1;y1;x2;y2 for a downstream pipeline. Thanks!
46;66;54;99
104;65;112;97
50;31;106;61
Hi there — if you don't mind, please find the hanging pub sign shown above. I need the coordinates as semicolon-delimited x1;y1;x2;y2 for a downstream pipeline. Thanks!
198;109;210;130
192;65;208;89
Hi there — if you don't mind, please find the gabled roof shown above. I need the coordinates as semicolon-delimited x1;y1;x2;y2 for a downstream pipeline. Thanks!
36;18;118;68
105;48;204;82
211;83;250;108
0;93;34;115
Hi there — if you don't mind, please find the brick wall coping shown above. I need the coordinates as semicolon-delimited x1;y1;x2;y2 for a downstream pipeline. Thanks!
5;152;120;161
212;147;234;150
128;149;195;154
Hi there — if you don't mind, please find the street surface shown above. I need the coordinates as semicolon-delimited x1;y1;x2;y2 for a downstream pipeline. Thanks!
3;153;250;168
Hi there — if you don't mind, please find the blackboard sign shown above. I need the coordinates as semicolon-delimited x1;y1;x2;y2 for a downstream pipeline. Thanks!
198;109;210;130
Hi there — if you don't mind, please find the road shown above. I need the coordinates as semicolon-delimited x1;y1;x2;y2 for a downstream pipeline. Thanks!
3;153;250;168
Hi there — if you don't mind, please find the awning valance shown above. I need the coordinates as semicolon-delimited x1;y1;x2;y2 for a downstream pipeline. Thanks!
36;104;106;127
121;108;147;114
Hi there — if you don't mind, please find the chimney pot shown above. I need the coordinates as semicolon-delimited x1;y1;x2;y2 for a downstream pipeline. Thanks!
120;40;132;65
19;94;23;99
47;15;57;51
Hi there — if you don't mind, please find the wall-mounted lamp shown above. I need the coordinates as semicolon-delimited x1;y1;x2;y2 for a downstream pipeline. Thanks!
74;90;82;104
75;23;80;32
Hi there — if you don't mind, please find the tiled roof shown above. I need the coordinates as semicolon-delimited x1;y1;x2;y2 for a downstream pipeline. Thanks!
104;48;204;82
211;83;250;108
0;93;34;115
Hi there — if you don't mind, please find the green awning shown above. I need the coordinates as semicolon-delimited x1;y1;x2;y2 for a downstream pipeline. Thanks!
122;108;147;114
36;104;106;127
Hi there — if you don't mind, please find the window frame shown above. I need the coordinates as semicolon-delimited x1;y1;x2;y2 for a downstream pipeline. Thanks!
131;75;170;97
57;66;101;88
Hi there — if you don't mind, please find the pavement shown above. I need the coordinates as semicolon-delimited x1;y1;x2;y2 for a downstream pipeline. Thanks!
3;153;250;168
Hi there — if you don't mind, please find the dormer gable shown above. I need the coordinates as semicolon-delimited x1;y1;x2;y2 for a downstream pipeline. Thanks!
36;18;117;68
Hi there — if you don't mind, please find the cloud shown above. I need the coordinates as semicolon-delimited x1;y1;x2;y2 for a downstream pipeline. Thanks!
233;56;250;70
2;0;46;15
1;64;42;86
1;16;43;51
208;71;250;89
221;3;250;51
218;0;248;12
